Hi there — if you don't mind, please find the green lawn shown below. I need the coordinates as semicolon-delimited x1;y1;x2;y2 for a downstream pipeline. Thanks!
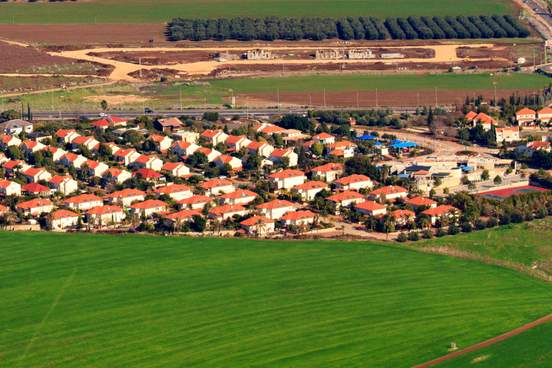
418;219;552;276
0;0;515;24
1;231;552;367
439;322;552;367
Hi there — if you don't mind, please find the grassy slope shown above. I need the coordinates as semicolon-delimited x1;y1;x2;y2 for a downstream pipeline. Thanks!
0;0;514;24
418;219;552;275
1;231;552;367
439;322;552;367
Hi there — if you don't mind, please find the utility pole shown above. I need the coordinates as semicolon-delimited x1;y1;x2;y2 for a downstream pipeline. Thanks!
375;88;378;108
356;91;359;108
277;88;280;111
434;87;438;108
323;88;326;108
493;82;497;106
179;88;182;111
139;57;142;79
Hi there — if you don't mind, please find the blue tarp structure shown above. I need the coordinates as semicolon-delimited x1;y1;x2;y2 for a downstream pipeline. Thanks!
460;165;474;172
357;134;378;141
390;140;418;149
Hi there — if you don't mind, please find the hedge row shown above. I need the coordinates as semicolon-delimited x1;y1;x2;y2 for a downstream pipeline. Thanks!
167;15;529;41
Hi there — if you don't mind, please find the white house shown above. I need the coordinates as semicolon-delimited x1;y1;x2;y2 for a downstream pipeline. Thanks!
0;179;21;197
50;209;80;230
355;200;387;216
281;210;316;227
155;184;193;201
64;194;104;211
162;162;190;177
130;199;169;218
293;181;327;201
201;129;228;146
240;216;275;235
16;198;54;216
219;189;258;205
86;205;126;225
369;186;408;203
49;175;78;196
495;127;520;144
269;148;298;167
106;188;146;207
171;141;199;157
256;199;296;220
201;178;235;196
247;141;274;158
311;163;344;182
334;174;374;191
269;169;306;190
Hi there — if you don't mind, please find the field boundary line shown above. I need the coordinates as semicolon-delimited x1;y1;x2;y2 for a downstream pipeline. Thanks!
412;313;552;367
16;268;77;366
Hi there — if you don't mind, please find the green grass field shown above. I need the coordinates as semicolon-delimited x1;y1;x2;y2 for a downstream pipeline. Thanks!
419;219;552;276
439;322;552;367
2;72;548;111
0;0;515;24
1;231;552;367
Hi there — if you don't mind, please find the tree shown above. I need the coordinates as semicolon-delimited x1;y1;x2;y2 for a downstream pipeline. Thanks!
190;215;207;232
203;112;219;122
100;100;108;111
311;142;324;156
481;169;490;181
493;175;502;185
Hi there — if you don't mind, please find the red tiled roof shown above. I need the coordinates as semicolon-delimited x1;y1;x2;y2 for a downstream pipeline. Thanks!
49;175;73;185
240;215;274;226
107;188;145;199
294;180;327;191
201;178;233;189
313;132;334;140
55;129;77;138
269;169;305;179
23;167;46;177
256;199;295;210
162;162;184;171
0;179;16;189
51;209;79;220
312;162;343;173
22;182;49;193
465;111;478;120
92;119;110;127
390;209;415;219
130;199;168;210
209;204;246;216
165;209;201;221
225;135;245;144
155;184;191;195
133;168;162;179
270;148;292;158
422;205;458;217
64;193;102;204
335;174;371;186
281;210;316;221
327;191;364;202
406;196;437;207
517;107;536;115
355;200;386;211
87;205;123;216
3;160;22;170
370;185;408;196
177;195;211;205
219;189;257;200
201;129;222;139
16;198;52;209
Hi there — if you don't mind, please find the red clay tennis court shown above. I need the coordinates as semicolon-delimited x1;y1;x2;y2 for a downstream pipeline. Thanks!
478;185;548;200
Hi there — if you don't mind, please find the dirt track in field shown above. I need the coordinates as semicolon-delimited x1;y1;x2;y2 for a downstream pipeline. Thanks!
413;314;552;368
44;43;503;81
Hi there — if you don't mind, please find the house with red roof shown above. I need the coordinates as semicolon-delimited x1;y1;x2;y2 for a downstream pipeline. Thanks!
247;141;274;158
240;216;275;235
64;193;103;211
148;134;173;152
22;182;50;196
516;107;537;125
0;134;22;150
106;188;146;207
3;159;28;173
16;198;54;216
369;185;408;203
85;160;109;177
257;199;296;220
113;148;141;166
71;136;100;151
526;140;552;152
55;129;80;144
171;141;199;157
155;184;193;201
177;195;212;210
155;117;183;133
537;107;552;123
208;204;248;220
201;178;235;195
107;115;128;127
293;180;327;201
20;140;45;155
311;162;344;182
163;209;202;226
60;153;87;169
0;179;21;197
214;154;243;171
130;199;169;218
0;204;7;215
22;167;52;183
256;123;286;135
196;147;221;162
103;168;132;184
162;162;190;177
334;174;373;191
131;154;164;172
201;129;228;146
465;111;497;131
224;135;251;151
390;209;415;225
495;127;520;143
91;118;110;130
50;209;80;230
405;196;437;210
45;146;67;161
326;141;357;158
133;168;162;181
312;132;335;145
269;169;306;190
327;191;365;211
86;205;126;225
219;189;258;205
49;175;78;196
269;148;298;167
103;142;121;155
281;210;316;227
421;205;460;225
355;200;387;217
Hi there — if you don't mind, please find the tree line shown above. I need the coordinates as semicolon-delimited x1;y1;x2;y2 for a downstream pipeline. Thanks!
167;15;529;41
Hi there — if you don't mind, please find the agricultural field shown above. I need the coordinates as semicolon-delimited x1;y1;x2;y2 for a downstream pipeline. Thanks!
418;219;552;277
2;72;549;110
1;230;552;367
439;322;552;367
0;0;516;24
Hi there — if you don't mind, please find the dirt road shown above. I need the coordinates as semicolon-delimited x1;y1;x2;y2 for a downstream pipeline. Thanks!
44;43;501;82
413;313;552;368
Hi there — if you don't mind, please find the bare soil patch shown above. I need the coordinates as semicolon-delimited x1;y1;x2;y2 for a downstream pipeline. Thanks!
84;94;148;105
457;45;511;59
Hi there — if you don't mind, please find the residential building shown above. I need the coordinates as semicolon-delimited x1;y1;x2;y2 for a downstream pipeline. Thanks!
369;185;408;203
162;162;190;177
130;199;169;218
0;179;21;196
269;148;298;167
86;205;126;225
209;204;248;220
240;216;275;235
201;178;235;196
327;191;365;211
516;107;537;125
421;205;460;225
495;127;520;143
201;129;228;146
50;209;80;230
155;117;183;132
334;174;373;191
311;162;344;182
177;195;212;210
269;169;306;190
22;167;52;183
247;141;274;157
16;198;54;216
0;119;33;135
219;189;258;205
293;181;327;201
355;200;387;216
64;194;104;211
155;184;193;201
257;199;296;220
171;141;199;157
106;188;146;207
281;210;316;227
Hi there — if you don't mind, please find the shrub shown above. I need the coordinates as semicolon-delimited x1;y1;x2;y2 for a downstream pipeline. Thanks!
407;231;420;241
422;229;434;239
448;224;460;235
461;222;473;233
397;232;408;242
